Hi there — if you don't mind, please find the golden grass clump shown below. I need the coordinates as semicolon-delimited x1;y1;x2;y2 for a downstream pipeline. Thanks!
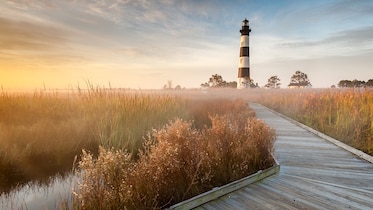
205;114;275;186
74;147;134;210
128;119;209;209
73;99;275;209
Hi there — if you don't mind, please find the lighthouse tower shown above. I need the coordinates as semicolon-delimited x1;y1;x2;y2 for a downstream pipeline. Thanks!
237;19;251;89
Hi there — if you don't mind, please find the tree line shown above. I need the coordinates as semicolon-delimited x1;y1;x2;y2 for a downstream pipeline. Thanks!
201;70;310;89
337;79;373;88
201;71;373;89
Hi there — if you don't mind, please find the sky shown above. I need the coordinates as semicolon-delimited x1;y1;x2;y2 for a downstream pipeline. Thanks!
1;0;373;90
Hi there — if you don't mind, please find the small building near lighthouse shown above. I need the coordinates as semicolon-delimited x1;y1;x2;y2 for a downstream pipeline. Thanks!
237;19;252;89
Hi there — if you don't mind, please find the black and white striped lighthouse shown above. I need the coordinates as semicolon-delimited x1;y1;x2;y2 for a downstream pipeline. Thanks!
237;18;251;89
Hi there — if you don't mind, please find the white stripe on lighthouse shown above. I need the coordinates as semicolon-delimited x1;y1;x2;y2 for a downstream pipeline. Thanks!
239;57;250;67
240;35;250;47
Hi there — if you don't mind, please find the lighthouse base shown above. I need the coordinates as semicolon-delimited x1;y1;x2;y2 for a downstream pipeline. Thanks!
237;77;251;89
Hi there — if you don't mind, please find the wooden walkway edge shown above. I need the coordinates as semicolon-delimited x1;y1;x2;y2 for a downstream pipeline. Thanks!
195;103;373;209
258;104;373;164
168;158;280;210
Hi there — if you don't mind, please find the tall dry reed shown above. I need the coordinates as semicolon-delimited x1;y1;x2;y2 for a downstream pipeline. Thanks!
0;91;98;193
0;89;188;193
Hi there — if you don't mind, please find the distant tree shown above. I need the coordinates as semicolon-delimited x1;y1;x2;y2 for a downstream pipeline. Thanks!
226;81;237;88
288;70;311;87
200;82;209;88
338;80;352;88
366;79;373;87
201;74;236;88
209;74;225;87
352;79;365;88
163;80;173;89
338;79;366;88
264;76;281;89
201;74;257;88
163;81;184;89
249;79;259;88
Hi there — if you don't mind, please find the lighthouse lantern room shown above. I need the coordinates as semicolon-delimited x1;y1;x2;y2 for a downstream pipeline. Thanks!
237;18;251;89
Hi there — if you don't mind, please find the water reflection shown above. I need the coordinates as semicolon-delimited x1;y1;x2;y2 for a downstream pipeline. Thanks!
0;174;77;210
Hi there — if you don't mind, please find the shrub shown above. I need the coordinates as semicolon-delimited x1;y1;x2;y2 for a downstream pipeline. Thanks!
74;147;133;210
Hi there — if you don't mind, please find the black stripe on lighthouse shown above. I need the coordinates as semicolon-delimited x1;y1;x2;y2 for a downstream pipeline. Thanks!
240;47;249;57
238;67;250;77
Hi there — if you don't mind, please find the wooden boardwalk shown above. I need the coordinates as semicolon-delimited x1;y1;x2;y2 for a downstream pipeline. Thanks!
196;103;373;210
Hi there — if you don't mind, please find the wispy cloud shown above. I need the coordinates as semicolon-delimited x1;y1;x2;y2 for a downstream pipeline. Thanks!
3;0;56;10
278;26;373;58
0;17;68;50
0;9;90;69
324;26;373;45
258;0;373;38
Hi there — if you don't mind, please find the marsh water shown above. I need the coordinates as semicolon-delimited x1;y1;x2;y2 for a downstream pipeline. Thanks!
0;174;76;210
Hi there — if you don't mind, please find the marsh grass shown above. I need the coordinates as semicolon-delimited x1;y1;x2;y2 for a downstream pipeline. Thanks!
0;89;188;194
255;88;373;155
91;92;189;155
72;104;275;209
185;97;256;129
1;88;276;209
0;91;97;193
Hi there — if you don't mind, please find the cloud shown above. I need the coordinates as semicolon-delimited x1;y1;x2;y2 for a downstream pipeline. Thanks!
1;0;228;56
258;0;373;38
116;47;153;58
0;17;68;50
325;26;373;45
277;26;373;58
0;51;90;69
321;0;373;19
250;0;373;64
67;0;224;34
0;15;89;69
3;0;55;10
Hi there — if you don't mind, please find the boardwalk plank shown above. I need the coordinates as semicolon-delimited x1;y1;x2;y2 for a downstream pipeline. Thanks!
198;103;373;209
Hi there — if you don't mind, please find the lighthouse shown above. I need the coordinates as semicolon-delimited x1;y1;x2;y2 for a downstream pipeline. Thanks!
237;19;251;89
